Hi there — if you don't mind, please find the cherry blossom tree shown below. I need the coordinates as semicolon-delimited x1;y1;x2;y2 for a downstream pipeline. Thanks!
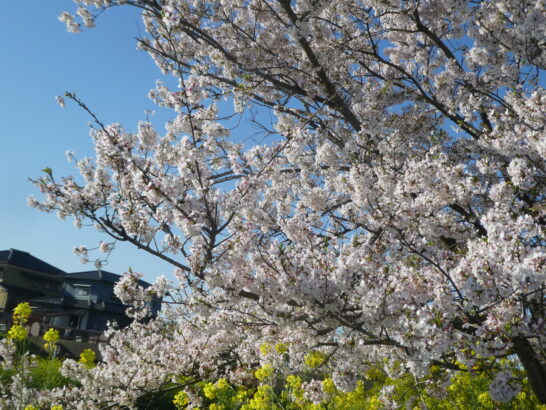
28;0;545;405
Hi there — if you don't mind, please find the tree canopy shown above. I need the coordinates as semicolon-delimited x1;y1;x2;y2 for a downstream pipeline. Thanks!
14;0;546;407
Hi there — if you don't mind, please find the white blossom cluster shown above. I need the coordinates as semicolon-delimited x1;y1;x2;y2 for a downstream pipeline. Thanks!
11;0;546;407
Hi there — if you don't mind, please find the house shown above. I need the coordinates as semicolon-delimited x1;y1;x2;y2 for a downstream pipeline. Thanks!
31;270;161;332
0;249;64;327
0;249;160;335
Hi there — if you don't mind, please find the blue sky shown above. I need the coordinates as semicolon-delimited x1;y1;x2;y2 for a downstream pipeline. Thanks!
0;2;176;282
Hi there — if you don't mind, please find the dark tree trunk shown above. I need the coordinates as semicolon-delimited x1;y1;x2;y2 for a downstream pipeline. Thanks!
512;336;546;404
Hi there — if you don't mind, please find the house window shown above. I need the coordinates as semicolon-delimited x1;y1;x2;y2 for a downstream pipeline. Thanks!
74;285;91;298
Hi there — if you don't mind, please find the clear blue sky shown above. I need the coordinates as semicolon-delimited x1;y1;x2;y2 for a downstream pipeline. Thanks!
0;2;176;282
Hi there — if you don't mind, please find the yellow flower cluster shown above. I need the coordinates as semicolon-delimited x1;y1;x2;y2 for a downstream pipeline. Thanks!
322;378;337;395
241;385;272;410
7;324;27;342
275;343;288;354
13;302;32;324
25;405;67;410
259;342;273;356
286;374;302;390
203;382;217;400
286;374;305;406
259;342;288;356
43;328;60;352
235;388;251;403
254;364;274;381
79;348;96;368
304;351;327;369
181;359;545;410
172;390;189;409
7;302;33;342
43;328;60;344
203;378;231;400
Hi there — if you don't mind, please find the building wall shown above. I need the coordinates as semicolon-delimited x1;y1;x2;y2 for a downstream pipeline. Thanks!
63;279;117;305
0;265;61;312
63;278;131;331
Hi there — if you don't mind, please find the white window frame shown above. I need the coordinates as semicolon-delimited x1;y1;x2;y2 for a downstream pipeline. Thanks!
74;284;91;298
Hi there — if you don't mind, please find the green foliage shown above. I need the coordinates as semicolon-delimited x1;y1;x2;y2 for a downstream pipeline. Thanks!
0;366;16;387
29;357;74;390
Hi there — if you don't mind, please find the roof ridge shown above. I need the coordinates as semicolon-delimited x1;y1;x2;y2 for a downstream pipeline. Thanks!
0;248;65;274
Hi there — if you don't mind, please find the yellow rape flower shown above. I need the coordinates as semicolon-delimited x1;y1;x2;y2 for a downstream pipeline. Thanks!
254;364;274;381
203;378;231;400
286;374;304;401
243;385;272;409
7;324;27;342
51;406;63;410
24;406;38;410
286;375;302;390
203;382;217;399
173;390;189;409
322;378;337;395
13;302;32;324
215;378;230;390
259;342;272;355
79;348;96;368
43;328;60;344
235;388;250;402
304;351;327;368
275;343;288;354
209;404;224;410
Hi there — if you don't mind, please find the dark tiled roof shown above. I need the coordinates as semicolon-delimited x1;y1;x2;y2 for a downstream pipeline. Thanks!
65;270;151;287
0;249;65;275
64;270;121;283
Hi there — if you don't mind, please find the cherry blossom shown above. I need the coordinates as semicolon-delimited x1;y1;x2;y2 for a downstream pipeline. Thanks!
24;0;546;406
